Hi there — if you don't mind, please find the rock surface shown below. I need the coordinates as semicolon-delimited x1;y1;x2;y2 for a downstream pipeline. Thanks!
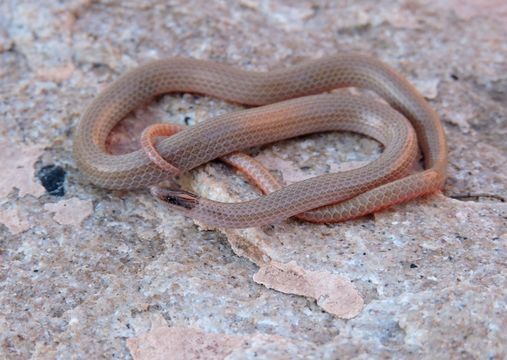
1;0;506;358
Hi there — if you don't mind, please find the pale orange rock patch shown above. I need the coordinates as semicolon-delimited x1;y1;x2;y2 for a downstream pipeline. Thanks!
35;62;76;83
253;260;364;319
127;326;244;360
0;207;31;235
0;141;45;199
254;152;312;183
44;197;93;226
127;318;305;360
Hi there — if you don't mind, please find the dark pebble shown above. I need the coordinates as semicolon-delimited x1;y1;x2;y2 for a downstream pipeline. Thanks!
37;165;66;196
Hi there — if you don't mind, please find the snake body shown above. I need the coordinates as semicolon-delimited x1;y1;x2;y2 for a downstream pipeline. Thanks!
73;55;447;228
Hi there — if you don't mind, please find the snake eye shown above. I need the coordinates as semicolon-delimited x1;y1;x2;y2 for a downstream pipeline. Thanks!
150;186;199;210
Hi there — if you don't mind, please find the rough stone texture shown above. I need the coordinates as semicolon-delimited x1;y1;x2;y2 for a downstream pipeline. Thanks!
127;315;322;360
0;0;506;359
43;197;93;226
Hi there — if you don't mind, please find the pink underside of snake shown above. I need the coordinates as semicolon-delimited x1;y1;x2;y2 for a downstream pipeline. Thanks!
73;55;448;228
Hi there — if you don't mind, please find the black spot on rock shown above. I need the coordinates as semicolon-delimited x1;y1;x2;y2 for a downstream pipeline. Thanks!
410;263;418;269
37;165;66;196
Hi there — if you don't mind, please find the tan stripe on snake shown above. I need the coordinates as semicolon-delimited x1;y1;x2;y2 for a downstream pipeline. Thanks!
73;55;447;228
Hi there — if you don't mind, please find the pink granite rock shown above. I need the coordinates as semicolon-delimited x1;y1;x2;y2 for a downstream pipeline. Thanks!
0;0;505;358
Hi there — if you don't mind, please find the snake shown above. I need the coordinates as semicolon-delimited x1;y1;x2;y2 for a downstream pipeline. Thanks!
73;55;447;228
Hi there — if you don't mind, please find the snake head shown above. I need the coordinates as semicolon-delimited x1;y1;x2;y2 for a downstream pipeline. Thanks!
150;186;199;210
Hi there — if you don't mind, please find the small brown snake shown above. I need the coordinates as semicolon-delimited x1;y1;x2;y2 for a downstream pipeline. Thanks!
73;55;447;228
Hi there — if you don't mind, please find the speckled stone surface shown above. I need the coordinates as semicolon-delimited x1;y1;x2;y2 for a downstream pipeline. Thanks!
0;0;506;358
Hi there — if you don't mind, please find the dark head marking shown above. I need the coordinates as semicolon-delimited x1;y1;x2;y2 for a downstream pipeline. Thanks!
150;186;199;210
